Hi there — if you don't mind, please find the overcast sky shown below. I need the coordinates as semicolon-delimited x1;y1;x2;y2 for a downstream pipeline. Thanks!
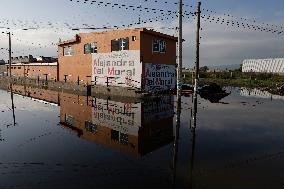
0;0;284;68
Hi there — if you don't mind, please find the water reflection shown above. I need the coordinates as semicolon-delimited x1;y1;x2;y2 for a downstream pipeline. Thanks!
3;84;284;188
189;90;197;189
240;88;284;101
10;84;175;156
172;94;181;188
198;84;230;103
8;84;16;126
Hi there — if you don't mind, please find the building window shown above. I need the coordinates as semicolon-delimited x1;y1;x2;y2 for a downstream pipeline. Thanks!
65;114;74;126
84;42;98;54
153;39;166;53
63;46;74;56
132;36;137;41
85;121;97;133
159;40;166;53
111;37;129;51
153;39;160;52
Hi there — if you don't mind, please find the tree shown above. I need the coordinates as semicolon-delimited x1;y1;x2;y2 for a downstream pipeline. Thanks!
199;66;209;72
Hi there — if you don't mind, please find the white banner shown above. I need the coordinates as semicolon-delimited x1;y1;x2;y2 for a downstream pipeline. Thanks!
92;50;142;88
144;63;176;92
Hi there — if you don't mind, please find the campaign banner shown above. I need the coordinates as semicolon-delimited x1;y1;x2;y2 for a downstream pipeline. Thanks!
92;50;142;88
144;63;176;92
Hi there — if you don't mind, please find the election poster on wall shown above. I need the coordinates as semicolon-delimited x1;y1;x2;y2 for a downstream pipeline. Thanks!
144;63;176;92
92;50;142;88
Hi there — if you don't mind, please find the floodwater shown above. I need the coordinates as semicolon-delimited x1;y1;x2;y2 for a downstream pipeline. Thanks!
0;85;284;189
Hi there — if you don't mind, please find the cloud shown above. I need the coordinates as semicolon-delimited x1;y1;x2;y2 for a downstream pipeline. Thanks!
1;2;284;68
157;15;284;68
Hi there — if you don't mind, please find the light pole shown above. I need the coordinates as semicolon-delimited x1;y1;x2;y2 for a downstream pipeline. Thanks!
8;32;12;77
2;28;37;78
1;31;12;77
177;0;183;99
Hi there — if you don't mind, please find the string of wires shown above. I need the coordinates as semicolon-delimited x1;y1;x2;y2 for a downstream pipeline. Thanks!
1;0;284;58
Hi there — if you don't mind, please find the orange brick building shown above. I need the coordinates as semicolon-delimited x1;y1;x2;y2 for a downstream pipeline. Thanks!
58;28;178;92
7;62;59;81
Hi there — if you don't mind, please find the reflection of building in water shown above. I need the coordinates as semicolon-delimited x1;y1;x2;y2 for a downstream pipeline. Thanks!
240;88;284;101
60;93;174;156
9;85;60;105
9;85;174;156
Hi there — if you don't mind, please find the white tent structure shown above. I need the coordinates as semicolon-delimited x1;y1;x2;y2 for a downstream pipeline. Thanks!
242;58;284;74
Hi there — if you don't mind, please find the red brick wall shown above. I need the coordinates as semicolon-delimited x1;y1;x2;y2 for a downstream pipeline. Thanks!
8;64;58;81
140;32;177;65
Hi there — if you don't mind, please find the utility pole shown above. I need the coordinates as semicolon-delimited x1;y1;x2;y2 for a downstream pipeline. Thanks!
177;0;183;99
8;32;12;77
194;2;201;99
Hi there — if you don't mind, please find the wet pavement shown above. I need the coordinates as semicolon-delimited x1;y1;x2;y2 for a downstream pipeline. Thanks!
0;86;284;189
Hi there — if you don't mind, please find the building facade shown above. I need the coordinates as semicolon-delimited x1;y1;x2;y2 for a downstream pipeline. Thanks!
58;28;178;92
242;58;284;74
6;55;58;80
7;62;58;81
11;55;36;64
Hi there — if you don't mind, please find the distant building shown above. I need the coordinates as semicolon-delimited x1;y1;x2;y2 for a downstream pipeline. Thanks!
7;62;58;81
58;28;178;92
11;55;36;64
36;56;58;63
242;58;284;74
7;55;58;80
10;55;58;64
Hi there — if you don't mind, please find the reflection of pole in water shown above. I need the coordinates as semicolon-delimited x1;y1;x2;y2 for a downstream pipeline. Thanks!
189;93;197;189
172;93;182;188
10;84;16;126
190;0;201;181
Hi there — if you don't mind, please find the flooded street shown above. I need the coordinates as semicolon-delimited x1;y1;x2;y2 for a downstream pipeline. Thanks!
0;86;284;189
